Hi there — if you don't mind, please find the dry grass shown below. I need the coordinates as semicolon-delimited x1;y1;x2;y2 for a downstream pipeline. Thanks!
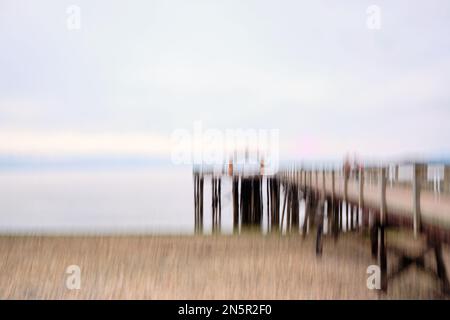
0;233;448;299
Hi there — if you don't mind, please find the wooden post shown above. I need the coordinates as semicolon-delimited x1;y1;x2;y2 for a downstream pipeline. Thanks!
331;170;339;239
199;175;204;233
194;173;198;233
321;169;327;231
412;163;421;238
212;177;216;233
444;165;450;193
288;185;293;232
379;167;387;291
299;169;302;188
432;240;450;293
358;167;364;229
344;167;350;231
378;223;387;291
370;212;378;259
309;171;312;193
292;184;299;231
270;178;280;232
322;169;326;199
315;198;325;256
218;178;222;232
266;176;270;233
303;192;310;237
281;183;288;233
304;169;307;190
315;170;319;196
331;170;335;202
233;176;239;234
379;167;387;225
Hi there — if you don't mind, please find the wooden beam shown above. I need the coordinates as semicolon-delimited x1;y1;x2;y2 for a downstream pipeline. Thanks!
379;167;387;225
413;163;422;238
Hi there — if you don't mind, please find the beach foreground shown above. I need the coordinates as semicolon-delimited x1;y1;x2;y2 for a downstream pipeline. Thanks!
0;233;448;299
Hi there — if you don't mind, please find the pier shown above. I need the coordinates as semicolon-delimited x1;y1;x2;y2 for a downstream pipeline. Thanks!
193;162;450;294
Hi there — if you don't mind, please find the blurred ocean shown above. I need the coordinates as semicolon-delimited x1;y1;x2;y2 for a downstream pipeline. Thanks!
0;165;234;234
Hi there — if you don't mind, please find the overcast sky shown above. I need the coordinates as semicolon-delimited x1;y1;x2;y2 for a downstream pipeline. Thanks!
1;0;450;161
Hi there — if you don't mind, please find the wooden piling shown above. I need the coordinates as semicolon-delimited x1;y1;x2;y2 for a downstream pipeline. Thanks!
358;167;364;230
218;178;222;232
240;176;264;230
315;198;325;256
232;176;239;234
379;167;387;291
412;163;422;238
343;167;350;231
302;191;311;237
212;177;216;233
292;184;300;230
194;173;198;233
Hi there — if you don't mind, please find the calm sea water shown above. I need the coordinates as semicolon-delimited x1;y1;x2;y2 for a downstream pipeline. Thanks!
0;166;234;234
0;165;365;235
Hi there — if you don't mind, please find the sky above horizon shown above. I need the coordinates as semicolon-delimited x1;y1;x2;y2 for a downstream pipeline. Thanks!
1;0;450;163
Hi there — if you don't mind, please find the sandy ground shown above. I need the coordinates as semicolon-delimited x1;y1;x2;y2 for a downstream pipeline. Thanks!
0;232;449;299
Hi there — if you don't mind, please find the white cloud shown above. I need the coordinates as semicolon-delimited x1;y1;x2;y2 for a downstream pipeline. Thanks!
0;131;172;157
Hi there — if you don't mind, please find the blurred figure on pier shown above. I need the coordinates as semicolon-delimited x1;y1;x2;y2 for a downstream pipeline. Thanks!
343;155;351;180
353;154;363;181
228;157;234;176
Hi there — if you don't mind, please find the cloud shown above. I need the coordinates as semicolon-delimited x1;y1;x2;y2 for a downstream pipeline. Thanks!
1;0;450;160
0;130;172;157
